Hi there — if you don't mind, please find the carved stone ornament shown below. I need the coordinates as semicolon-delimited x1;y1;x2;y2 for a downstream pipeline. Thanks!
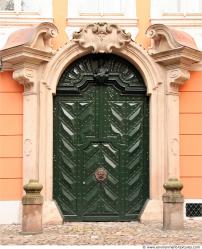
163;178;183;193
2;22;58;53
22;179;43;205
168;68;190;86
146;23;197;54
73;23;131;53
24;139;32;157
167;68;190;93
146;24;202;71
0;22;58;91
13;68;36;88
146;24;202;92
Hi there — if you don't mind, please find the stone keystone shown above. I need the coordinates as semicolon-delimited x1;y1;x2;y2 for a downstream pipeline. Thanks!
73;22;131;53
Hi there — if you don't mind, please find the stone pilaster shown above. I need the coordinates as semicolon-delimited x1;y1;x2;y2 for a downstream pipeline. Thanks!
13;66;40;183
166;68;190;179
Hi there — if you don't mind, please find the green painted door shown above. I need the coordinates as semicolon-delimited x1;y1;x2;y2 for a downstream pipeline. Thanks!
53;54;149;221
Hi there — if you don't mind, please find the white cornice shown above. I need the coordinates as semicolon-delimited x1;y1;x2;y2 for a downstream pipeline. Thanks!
0;17;53;26
66;17;138;27
66;17;138;39
151;17;202;27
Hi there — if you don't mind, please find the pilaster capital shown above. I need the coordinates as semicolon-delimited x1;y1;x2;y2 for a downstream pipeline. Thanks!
13;67;36;90
167;68;190;94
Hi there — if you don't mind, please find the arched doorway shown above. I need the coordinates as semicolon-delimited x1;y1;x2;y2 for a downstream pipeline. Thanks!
53;54;149;221
0;22;198;224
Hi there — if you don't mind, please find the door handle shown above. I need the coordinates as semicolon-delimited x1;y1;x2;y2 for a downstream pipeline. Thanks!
95;167;108;182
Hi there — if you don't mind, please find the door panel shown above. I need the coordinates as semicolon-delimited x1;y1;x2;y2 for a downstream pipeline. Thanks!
53;54;149;221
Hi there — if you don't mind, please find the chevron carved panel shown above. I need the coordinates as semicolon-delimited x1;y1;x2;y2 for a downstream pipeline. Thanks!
104;87;148;217
82;143;119;216
53;92;96;216
125;101;146;215
54;100;77;215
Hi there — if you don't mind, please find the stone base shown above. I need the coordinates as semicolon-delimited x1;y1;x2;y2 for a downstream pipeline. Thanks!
43;200;63;225
22;204;42;234
140;199;163;223
163;202;184;230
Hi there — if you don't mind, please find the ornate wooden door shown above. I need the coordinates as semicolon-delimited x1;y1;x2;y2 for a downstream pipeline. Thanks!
53;54;149;221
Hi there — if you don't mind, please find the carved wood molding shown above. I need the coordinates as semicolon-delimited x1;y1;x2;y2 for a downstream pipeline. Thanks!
73;23;131;53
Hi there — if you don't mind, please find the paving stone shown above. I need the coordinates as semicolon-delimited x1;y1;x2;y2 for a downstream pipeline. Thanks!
0;221;202;245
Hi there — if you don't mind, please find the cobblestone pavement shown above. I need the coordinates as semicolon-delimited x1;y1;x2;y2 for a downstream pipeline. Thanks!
0;220;202;245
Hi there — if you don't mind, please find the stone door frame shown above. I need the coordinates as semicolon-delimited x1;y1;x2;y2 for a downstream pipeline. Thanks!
0;22;201;224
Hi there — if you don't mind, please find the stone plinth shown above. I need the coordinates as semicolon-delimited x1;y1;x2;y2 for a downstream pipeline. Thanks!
21;179;43;235
163;178;184;230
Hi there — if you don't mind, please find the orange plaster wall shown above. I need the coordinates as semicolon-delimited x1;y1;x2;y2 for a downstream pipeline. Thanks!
179;71;202;198
52;0;68;49
136;0;151;48
0;72;23;200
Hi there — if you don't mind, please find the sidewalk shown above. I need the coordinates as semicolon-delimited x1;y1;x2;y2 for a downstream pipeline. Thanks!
0;220;202;245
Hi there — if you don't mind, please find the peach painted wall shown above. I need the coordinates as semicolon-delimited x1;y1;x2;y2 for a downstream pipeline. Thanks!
52;0;68;49
0;72;23;200
136;0;151;48
180;71;202;198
